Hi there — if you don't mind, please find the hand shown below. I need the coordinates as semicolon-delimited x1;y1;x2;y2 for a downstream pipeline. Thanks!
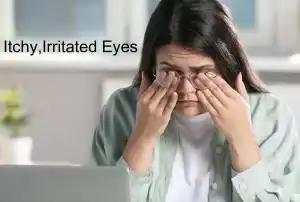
122;72;177;175
196;72;261;172
195;72;251;141
134;71;178;139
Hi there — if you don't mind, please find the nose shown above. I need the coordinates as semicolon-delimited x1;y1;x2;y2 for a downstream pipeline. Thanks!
176;77;196;93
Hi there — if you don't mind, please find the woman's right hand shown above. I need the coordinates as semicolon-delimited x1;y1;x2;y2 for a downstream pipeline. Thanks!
122;71;178;174
133;71;178;139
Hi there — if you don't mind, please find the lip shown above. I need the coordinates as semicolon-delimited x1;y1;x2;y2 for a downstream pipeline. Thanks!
177;100;198;103
176;101;199;106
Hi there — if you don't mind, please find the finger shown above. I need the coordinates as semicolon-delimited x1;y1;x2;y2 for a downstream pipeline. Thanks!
142;73;164;101
157;76;179;114
206;72;238;99
201;89;224;114
163;92;178;117
235;73;249;102
157;96;169;114
193;74;206;90
166;76;179;96
197;90;218;118
159;71;175;88
151;72;176;106
196;73;229;106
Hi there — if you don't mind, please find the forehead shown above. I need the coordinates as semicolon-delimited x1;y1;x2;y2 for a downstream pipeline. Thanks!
156;44;215;68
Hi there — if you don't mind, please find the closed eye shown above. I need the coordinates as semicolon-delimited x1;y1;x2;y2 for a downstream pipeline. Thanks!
160;67;182;75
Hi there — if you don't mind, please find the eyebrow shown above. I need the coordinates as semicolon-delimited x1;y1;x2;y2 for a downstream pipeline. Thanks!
159;61;215;70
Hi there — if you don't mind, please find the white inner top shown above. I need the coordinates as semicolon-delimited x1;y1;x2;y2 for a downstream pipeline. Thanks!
165;112;215;202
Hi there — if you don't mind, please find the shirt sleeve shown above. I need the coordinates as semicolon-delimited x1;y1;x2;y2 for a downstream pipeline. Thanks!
90;89;153;202
231;94;300;202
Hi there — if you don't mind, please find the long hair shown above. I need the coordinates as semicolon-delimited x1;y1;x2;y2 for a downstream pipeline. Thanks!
132;0;268;93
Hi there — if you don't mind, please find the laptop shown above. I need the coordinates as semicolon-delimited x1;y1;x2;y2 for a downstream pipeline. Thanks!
0;165;131;202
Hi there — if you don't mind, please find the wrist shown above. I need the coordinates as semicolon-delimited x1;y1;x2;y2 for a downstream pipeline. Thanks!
133;124;160;142
227;129;257;148
132;129;158;145
125;129;158;154
122;130;157;175
229;134;261;172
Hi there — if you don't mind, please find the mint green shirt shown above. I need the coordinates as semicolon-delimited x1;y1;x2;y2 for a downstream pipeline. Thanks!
90;86;300;202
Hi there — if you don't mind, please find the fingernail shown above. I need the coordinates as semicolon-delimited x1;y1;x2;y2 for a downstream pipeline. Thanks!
172;77;178;86
158;71;167;83
206;72;217;78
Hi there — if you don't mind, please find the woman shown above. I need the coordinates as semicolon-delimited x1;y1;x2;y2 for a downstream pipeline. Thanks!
91;0;300;201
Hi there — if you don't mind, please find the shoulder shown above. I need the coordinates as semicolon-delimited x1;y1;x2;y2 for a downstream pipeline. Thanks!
248;93;298;146
91;85;139;165
249;92;294;120
101;85;138;120
98;85;139;136
103;85;138;112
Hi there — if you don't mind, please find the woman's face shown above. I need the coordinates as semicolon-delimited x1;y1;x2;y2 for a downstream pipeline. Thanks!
155;44;217;116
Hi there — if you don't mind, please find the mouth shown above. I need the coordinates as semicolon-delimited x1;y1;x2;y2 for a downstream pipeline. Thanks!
176;100;199;106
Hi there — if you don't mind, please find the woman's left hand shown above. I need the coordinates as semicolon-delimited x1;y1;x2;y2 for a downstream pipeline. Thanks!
196;72;261;172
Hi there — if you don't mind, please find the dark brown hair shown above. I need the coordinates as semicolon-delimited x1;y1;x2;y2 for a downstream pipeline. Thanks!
132;0;268;93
